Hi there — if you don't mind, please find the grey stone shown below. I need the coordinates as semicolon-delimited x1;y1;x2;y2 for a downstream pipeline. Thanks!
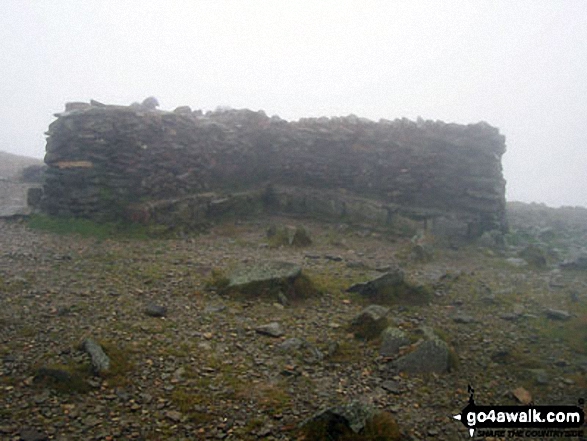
452;313;476;324
506;257;528;267
277;338;305;352
144;303;167;317
393;330;451;374
255;322;284;338
227;261;301;289
379;327;409;357
81;338;111;374
380;380;401;394
19;429;48;441
141;96;159;109
346;269;404;296
349;305;390;340
545;308;571;321
478;230;505;248
560;254;587;270
410;243;434;262
518;245;547;268
301;401;376;434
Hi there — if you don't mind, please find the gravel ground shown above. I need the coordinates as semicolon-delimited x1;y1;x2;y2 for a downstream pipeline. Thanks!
1;216;586;441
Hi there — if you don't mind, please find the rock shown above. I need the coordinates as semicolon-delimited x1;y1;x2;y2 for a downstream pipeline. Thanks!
278;338;324;364
380;380;401;394
478;229;505;248
393;328;452;374
518;245;547;268
379;327;409;357
141;96;159;110
65;102;91;112
19;428;48;441
512;386;532;404
348;305;390;340
301;401;400;440
144;303;167;317
165;410;182;422
173;105;192;114
307;401;375;434
266;225;312;247
277;338;304;352
452;313;476;324
81;338;111;374
560;253;587;270
255;322;284;338
410;243;434;262
347;269;404;296
544;308;571;321
347;270;431;305
274;291;287;307
527;369;549;385
228;261;301;289
33;367;89;393
500;312;521;321
505;257;528;267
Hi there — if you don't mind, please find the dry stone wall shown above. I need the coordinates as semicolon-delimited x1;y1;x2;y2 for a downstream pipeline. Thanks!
41;101;507;238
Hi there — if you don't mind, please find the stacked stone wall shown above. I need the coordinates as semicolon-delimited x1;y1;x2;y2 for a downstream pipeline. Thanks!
41;102;507;237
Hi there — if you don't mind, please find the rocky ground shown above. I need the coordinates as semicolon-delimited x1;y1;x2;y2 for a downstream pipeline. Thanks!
1;212;587;440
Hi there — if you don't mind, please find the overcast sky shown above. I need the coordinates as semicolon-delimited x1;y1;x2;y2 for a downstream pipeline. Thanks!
1;1;586;207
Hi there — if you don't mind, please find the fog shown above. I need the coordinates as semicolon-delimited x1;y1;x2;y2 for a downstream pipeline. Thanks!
1;1;586;207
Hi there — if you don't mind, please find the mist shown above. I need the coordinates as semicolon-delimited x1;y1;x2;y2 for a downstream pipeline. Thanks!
1;0;586;206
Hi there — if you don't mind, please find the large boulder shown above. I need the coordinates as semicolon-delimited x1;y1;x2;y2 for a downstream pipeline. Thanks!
346;270;432;305
348;305;390;340
221;261;318;301
300;401;401;440
379;327;410;357
392;327;453;374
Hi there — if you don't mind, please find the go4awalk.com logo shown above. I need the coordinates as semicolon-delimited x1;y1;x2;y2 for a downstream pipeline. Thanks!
453;385;585;438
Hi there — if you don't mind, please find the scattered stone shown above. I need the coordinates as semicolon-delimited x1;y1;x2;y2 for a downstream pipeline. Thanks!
81;338;111;374
324;254;343;262
545;308;571;321
560;254;587;270
255;322;284;338
346;270;431;305
225;261;313;299
518;245;547;268
512;387;532;404
89;99;106;107
348;305;390;340
277;291;289;306
478;230;505;248
277;338;304;352
527;369;549;385
506;257;528;267
499;313;521;321
144;303;167;317
266;225;312;247
379;327;409;357
347;269;404;296
141;96;159;110
380;380;401;394
301;401;400;439
173;106;192;114
410;243;434;262
452;313;476;324
19;428;48;441
165;410;182;422
204;304;227;314
393;328;452;374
